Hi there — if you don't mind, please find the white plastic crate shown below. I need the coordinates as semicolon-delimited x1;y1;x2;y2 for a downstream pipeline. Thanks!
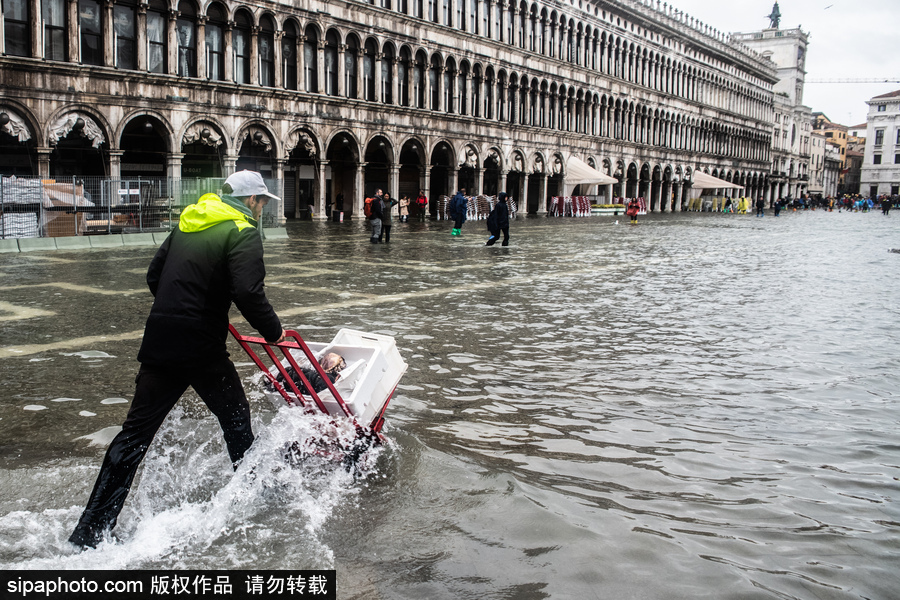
265;330;407;428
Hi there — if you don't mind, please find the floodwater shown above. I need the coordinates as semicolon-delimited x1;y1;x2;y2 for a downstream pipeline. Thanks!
0;210;898;599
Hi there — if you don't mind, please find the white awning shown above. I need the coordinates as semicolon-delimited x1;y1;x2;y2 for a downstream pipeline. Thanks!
689;171;743;191
563;156;618;195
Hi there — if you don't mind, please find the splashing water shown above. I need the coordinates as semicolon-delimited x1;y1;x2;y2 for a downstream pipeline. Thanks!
0;405;385;570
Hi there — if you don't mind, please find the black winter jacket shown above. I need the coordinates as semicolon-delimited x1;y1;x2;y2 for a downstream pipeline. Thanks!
137;193;282;366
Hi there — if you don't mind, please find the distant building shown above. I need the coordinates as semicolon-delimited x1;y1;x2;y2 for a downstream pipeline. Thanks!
860;89;900;198
845;150;864;195
812;113;850;191
733;25;811;200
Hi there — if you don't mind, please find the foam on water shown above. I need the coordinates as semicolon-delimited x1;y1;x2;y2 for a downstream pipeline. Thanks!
0;405;384;570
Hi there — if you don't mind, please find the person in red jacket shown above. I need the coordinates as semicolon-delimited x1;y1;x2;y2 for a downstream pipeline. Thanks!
626;198;640;224
68;170;285;549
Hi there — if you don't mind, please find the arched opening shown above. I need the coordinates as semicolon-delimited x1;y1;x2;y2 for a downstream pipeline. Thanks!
0;109;36;176
325;133;359;217
285;130;318;219
120;117;168;179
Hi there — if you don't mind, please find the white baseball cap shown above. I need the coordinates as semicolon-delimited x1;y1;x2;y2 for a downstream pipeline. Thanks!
224;170;281;202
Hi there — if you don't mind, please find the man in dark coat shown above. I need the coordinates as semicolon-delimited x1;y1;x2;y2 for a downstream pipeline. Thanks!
485;192;510;246
449;188;467;236
68;170;285;549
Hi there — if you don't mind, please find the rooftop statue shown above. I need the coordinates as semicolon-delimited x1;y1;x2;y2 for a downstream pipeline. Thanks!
767;2;781;29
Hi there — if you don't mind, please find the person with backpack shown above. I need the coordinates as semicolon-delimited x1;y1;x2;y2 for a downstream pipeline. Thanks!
449;188;467;236
485;192;510;246
367;189;384;244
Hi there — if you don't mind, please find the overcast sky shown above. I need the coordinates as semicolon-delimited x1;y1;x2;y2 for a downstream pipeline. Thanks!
666;0;900;126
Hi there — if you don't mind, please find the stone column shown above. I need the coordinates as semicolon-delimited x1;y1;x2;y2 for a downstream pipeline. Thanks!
196;16;206;80
423;164;431;215
356;49;364;100
37;148;52;179
337;44;346;97
167;8;178;75
136;3;147;71
272;158;285;224
103;0;114;66
108;150;123;179
222;153;237;176
250;26;259;85
297;35;306;90
167;152;184;181
355;162;365;215
390;56;398;105
68;0;79;62
375;52;384;102
317;39;325;94
390;164;400;205
273;30;283;88
474;168;483;195
224;21;233;82
319;160;329;216
536;173;548;215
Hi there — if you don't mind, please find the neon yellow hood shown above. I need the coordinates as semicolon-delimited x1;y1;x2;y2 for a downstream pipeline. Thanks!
179;193;254;233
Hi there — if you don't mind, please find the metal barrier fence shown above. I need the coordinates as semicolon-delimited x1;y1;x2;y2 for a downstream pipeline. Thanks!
0;176;281;239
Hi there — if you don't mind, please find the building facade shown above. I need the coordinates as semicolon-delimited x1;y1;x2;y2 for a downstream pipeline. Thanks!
0;0;779;221
860;89;900;198
733;26;811;201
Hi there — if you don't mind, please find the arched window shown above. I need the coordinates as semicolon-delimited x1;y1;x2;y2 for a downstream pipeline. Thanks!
79;0;102;65
146;0;166;73
473;65;482;118
443;60;454;112
413;51;426;108
485;68;494;119
3;0;30;57
398;48;411;107
381;45;394;104
304;27;318;93
176;1;197;77
258;15;275;87
429;56;441;110
43;0;67;60
492;2;500;41
282;21;298;90
114;0;136;69
233;11;251;84
206;3;226;81
345;36;359;98
324;30;339;96
428;0;437;23
458;63;468;116
363;39;376;101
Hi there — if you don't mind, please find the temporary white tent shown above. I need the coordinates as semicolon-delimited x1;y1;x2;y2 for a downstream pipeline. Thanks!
563;156;618;195
688;171;743;195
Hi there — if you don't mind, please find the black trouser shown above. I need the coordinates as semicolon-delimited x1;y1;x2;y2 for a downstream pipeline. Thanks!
486;227;509;246
453;217;464;230
70;360;253;545
380;224;392;242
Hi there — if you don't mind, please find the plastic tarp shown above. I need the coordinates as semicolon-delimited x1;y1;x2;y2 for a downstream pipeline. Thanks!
688;171;743;196
563;156;618;195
